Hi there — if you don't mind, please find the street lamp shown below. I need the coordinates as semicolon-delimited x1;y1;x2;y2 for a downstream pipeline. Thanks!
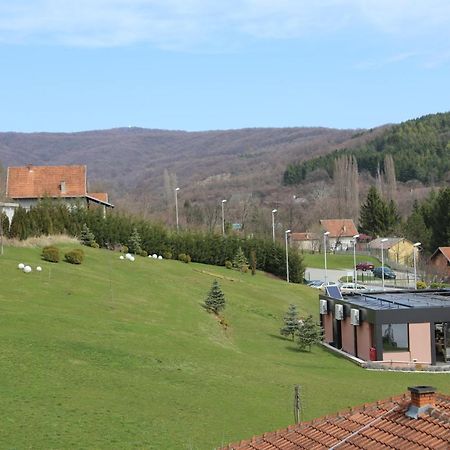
221;199;227;236
352;234;360;284
175;187;180;232
413;242;421;290
323;231;330;285
285;229;291;283
380;238;388;290
271;209;277;243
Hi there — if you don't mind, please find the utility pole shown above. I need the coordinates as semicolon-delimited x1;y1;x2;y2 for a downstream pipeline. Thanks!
293;385;301;424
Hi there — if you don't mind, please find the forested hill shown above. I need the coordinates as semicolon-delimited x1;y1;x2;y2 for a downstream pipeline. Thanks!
283;112;450;185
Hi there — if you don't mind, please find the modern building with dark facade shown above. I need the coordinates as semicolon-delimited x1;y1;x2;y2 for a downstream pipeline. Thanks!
319;288;450;366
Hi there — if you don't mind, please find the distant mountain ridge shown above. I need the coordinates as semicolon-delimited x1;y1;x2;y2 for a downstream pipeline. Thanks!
283;112;450;185
0;126;362;208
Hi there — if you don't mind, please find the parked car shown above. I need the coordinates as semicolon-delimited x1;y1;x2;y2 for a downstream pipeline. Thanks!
372;267;396;279
340;283;369;294
356;261;375;271
306;280;322;287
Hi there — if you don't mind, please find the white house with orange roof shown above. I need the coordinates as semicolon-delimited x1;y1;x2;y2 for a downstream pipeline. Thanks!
320;218;359;251
6;165;113;216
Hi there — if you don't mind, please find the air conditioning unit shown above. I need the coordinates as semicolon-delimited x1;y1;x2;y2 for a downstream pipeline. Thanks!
350;308;360;326
335;304;344;320
319;299;328;315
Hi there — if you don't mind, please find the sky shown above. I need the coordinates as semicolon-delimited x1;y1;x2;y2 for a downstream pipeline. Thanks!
0;0;449;132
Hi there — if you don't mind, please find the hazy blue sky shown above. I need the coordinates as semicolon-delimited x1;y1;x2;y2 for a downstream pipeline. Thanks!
1;1;449;132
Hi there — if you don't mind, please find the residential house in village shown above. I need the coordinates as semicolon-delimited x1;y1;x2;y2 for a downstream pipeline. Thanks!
430;247;450;281
320;218;359;251
290;232;319;252
223;386;450;449
369;237;414;266
6;165;113;217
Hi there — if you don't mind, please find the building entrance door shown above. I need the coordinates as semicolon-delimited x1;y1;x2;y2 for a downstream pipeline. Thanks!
435;322;450;363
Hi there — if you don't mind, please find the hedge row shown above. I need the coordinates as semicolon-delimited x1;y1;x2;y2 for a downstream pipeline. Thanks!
4;201;305;283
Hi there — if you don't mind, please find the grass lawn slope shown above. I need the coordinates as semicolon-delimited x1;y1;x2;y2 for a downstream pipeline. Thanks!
0;246;448;449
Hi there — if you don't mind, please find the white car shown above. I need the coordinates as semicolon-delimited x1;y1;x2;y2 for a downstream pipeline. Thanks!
340;283;368;294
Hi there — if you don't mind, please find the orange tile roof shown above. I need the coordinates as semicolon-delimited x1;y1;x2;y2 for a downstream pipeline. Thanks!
431;247;450;262
7;165;87;198
320;219;358;238
88;192;109;203
221;391;450;450
290;232;319;241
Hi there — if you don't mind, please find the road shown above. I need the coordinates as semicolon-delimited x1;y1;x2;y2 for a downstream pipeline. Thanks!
305;267;416;289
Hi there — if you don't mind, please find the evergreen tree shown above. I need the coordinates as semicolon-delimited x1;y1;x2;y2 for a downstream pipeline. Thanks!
233;247;248;272
359;186;396;237
9;207;30;240
80;223;97;247
280;304;299;340
203;280;226;314
129;227;142;254
403;201;431;249
250;249;257;276
429;187;450;249
296;315;323;352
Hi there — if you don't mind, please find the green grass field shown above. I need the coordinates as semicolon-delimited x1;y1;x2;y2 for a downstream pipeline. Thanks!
1;245;448;449
302;252;379;270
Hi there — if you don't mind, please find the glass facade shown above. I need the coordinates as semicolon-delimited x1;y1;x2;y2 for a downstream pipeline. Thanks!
382;323;409;351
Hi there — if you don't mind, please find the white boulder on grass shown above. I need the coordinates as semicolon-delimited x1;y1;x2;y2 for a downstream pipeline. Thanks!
129;256;135;262
158;255;163;260
119;255;125;260
23;265;32;273
125;253;132;260
36;266;42;272
152;254;157;259
18;263;25;269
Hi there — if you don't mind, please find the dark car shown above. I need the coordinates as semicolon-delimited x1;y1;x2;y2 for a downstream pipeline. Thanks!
356;261;375;271
372;267;396;279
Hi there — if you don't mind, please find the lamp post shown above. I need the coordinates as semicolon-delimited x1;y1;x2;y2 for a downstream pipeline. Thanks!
381;238;388;290
353;234;360;284
323;231;330;285
285;229;291;283
174;187;180;232
271;209;277;243
221;199;227;236
413;242;421;290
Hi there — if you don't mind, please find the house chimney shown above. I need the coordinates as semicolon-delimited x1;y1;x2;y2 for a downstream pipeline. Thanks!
27;164;33;172
406;386;436;419
60;181;66;194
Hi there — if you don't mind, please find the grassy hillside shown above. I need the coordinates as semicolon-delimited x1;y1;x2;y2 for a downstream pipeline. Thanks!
1;245;449;449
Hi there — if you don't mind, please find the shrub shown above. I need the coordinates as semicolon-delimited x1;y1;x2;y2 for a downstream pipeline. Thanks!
42;246;60;263
121;245;128;253
178;253;191;263
91;242;100;249
139;250;148;257
64;249;84;264
225;260;232;269
416;281;427;290
163;251;173;260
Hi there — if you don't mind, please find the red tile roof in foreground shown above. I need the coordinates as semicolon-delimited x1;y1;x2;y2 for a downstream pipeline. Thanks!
320;219;358;238
7;165;87;198
221;391;450;450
